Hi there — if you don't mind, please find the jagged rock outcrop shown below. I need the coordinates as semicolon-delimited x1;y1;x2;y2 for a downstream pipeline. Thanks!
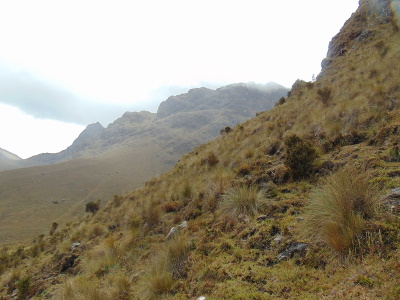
322;0;397;70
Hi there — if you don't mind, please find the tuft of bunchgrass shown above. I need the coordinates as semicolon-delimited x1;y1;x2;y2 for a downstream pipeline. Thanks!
303;166;379;254
141;269;173;299
58;276;108;300
220;185;263;219
139;234;190;299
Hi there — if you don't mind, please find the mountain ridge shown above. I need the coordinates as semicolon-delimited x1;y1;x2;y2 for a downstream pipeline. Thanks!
10;82;287;169
0;82;288;244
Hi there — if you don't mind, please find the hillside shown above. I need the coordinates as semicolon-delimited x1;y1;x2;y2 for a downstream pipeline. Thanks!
0;148;22;172
0;82;287;244
0;0;399;299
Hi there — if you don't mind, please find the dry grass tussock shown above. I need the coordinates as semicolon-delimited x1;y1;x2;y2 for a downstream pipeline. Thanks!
139;234;190;299
57;276;108;300
303;166;379;254
219;185;263;219
82;236;119;276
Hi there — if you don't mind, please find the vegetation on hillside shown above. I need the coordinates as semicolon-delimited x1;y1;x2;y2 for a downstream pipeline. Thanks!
1;0;400;299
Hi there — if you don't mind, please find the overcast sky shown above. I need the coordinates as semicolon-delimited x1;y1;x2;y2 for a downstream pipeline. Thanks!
0;0;359;159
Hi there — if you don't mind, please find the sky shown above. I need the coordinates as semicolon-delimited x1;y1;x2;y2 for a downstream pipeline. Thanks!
0;0;360;159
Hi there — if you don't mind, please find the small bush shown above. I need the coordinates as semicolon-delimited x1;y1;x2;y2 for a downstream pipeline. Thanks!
113;195;123;207
284;134;317;179
220;126;232;134
220;186;263;218
317;87;332;104
303;167;379;254
389;146;400;162
17;276;31;300
206;152;219;167
85;201;99;214
265;139;281;155
50;222;59;236
275;96;286;106
235;163;252;176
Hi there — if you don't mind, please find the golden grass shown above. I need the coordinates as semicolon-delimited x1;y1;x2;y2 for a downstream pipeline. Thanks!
303;166;379;254
58;276;109;300
219;185;263;219
138;234;190;299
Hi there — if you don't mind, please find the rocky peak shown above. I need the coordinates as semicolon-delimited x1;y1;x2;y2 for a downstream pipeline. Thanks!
65;122;105;153
322;0;396;70
156;83;288;118
108;111;155;128
81;122;105;137
156;87;213;118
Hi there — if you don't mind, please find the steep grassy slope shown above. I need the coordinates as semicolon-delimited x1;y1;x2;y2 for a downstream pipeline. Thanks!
0;0;399;299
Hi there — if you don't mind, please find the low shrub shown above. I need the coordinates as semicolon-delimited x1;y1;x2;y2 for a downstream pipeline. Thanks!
284;134;317;179
220;126;232;134
50;222;58;236
275;97;286;106
317;86;332;104
16;276;31;300
85;201;99;214
389;146;400;162
208;152;219;167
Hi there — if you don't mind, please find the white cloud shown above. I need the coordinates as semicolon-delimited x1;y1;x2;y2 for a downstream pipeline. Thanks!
0;104;84;159
0;0;360;157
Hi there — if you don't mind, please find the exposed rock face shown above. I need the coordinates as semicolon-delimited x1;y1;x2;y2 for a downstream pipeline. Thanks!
382;188;400;214
166;220;188;240
157;83;287;119
322;0;395;70
277;243;308;261
157;87;214;118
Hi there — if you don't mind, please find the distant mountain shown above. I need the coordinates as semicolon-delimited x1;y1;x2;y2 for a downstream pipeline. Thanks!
0;82;288;243
20;82;288;167
0;148;22;171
